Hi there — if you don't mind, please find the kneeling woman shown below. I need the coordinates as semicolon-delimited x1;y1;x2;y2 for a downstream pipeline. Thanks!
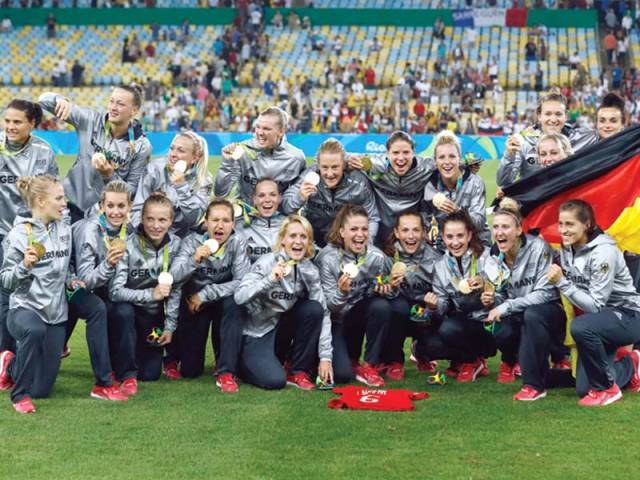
235;178;285;263
380;211;442;380
548;200;640;407
424;211;494;383
171;198;251;392
109;193;182;391
483;205;565;395
68;180;133;401
0;176;82;413
316;205;392;387
234;215;333;390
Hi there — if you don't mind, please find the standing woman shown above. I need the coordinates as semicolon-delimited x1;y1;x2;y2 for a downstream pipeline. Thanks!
379;211;442;381
39;85;151;222
171;198;250;392
215;106;306;205
131;131;212;238
282;138;380;247
482;205;564;388
0;176;95;413
109;193;182;394
235;178;286;263
424;211;494;383
0;99;59;354
548;200;640;406
423;130;491;252
67;180;133;399
348;131;434;245
316;205;392;387
234;215;333;391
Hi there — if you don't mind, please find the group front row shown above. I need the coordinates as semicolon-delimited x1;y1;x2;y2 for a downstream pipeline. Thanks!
0;175;639;414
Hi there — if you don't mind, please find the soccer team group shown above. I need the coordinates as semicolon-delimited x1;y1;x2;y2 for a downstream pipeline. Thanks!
0;84;638;415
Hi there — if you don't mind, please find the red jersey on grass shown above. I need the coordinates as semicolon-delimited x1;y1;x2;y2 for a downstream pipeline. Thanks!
328;386;429;411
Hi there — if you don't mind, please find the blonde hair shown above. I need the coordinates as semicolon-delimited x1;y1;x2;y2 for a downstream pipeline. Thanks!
142;191;174;220
16;174;60;210
433;130;462;160
274;215;315;258
316;137;346;163
101;179;132;203
537;133;573;157
175;131;210;191
259;106;289;130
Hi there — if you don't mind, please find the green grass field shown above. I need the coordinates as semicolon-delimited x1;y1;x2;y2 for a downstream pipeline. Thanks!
3;156;639;479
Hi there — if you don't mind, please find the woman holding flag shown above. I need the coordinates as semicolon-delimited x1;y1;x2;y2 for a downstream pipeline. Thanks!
109;193;182;393
548;199;640;407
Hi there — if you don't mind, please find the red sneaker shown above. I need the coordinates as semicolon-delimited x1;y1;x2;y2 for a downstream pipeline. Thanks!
163;361;182;380
61;344;71;359
513;363;522;377
578;384;622;407
445;361;460;378
513;386;547;401
355;363;385;387
497;362;516;383
383;362;405;381
626;350;640;393
0;378;14;391
216;372;239;393
478;357;490;377
457;360;483;383
13;396;36;414
409;341;438;373
90;385;129;402
120;378;138;396
552;359;571;370
286;372;315;391
0;350;14;386
615;347;631;362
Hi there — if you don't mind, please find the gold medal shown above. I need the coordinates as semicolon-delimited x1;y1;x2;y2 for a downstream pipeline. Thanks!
204;239;219;255
342;262;360;279
391;261;407;277
458;279;472;294
432;192;447;209
110;238;126;251
158;272;174;287
484;280;496;293
32;242;46;260
361;156;372;172
231;144;244;160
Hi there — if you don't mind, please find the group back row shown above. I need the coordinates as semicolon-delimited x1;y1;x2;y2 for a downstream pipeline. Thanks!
0;85;638;414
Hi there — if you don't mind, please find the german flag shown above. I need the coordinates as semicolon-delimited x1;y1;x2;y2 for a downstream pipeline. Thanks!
503;125;640;254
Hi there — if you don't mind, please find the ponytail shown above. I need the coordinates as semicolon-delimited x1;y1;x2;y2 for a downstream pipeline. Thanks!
16;174;60;210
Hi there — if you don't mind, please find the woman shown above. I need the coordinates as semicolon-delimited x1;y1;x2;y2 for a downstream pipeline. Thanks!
424;211;494;383
109;193;182;393
0;176;116;414
234;215;333;391
171;199;250;392
423;130;491;252
536;133;573;168
235;178;286;263
215;106;306;205
482;205;564;390
497;92;597;187
39;85;151;222
131;131;212;238
379;212;442;381
282;138;379;247
67;180;133;398
316;205;392;387
548;199;640;406
0;99;59;354
348;131;434;245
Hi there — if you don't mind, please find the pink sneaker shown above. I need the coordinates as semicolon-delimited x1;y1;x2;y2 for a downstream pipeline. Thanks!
13;396;36;414
578;384;622;407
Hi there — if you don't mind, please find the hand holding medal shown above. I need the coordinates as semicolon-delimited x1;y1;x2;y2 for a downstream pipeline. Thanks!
154;271;173;300
299;171;320;201
170;160;188;184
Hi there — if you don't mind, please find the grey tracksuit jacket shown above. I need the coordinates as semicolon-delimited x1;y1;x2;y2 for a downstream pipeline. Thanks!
0;132;59;236
0;217;73;325
214;136;306;205
171;232;250;302
281;167;380;243
233;252;333;361
557;232;640;313
388;241;442;303
39;92;152;211
432;248;490;319
482;234;558;317
361;155;435;230
109;230;182;332
497;125;598;187
423;170;491;249
316;244;391;320
234;213;285;263
72;214;133;293
131;158;213;238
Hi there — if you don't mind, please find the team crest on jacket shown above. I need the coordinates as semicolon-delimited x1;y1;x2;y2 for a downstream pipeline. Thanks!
600;262;610;274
